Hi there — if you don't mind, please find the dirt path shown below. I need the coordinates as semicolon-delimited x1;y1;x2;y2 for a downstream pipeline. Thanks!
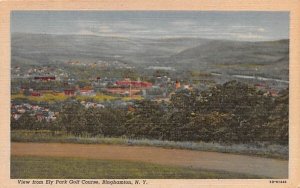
11;142;288;178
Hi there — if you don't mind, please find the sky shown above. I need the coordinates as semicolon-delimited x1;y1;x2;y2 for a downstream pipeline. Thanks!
11;11;289;41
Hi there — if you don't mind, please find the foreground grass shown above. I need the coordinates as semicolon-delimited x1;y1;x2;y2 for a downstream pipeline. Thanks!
11;156;263;179
11;130;288;159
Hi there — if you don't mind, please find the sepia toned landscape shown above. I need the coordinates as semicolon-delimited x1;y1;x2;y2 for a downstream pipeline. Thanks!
11;11;289;179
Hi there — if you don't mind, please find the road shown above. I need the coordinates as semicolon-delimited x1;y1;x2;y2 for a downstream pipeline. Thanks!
11;142;288;178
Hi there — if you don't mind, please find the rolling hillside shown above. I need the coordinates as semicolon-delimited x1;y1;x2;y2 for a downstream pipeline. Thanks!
11;33;209;65
165;39;289;79
11;33;289;79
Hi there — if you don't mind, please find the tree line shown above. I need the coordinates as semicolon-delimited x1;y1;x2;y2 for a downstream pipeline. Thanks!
11;80;289;145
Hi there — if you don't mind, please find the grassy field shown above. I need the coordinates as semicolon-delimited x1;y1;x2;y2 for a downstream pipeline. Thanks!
11;130;288;159
11;156;263;179
11;93;143;103
11;93;68;103
75;94;117;102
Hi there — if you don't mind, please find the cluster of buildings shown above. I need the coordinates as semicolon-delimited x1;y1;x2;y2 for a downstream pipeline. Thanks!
80;101;105;109
254;83;279;97
11;63;285;125
66;59;134;69
104;79;153;97
11;65;69;81
14;72;195;100
11;103;58;122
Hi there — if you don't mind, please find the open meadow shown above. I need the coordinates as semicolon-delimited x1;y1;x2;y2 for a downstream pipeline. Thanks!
11;156;264;179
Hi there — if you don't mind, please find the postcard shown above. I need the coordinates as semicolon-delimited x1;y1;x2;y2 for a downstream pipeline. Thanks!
0;0;299;187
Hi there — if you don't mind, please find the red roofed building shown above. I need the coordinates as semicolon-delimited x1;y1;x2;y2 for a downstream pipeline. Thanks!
31;92;41;97
79;87;95;96
34;76;56;81
116;80;152;88
64;89;76;96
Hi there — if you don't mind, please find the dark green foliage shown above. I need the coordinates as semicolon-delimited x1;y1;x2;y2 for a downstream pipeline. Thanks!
11;81;289;145
11;112;47;130
57;103;127;137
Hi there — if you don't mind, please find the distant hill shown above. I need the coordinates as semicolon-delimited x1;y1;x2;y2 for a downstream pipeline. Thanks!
11;33;289;80
170;39;288;64
164;39;289;79
11;33;209;65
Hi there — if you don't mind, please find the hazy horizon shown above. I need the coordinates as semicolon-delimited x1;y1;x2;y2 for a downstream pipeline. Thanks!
11;11;289;42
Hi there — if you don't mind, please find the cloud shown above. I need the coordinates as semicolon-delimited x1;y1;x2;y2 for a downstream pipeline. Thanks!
12;11;288;41
74;18;270;41
233;32;266;40
99;25;113;33
76;20;151;37
257;28;266;32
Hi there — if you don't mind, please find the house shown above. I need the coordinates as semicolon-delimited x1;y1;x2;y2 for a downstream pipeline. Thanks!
12;113;22;120
17;108;26;114
264;90;279;97
106;88;141;96
32;105;41;111
175;80;181;89
270;90;279;97
116;80;152;88
34;76;56;81
183;84;192;90
107;79;152;96
64;89;76;96
46;112;57;122
78;87;95;96
35;113;45;121
255;83;268;91
31;92;41;97
96;104;105;108
83;102;105;109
